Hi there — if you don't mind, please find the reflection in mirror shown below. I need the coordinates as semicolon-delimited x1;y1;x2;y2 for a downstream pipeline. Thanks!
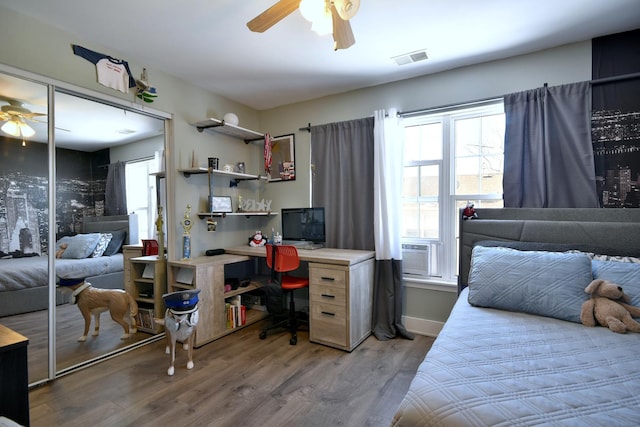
53;90;166;376
0;69;167;384
268;134;296;181
0;72;50;385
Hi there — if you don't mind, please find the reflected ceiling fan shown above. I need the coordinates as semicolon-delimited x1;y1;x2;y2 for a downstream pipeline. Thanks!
247;0;360;50
0;98;46;138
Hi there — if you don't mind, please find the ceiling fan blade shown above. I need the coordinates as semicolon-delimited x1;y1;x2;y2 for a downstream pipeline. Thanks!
24;112;47;119
247;0;302;33
331;5;355;50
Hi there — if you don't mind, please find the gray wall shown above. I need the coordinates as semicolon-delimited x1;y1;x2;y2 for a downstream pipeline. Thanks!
0;4;594;334
256;41;592;334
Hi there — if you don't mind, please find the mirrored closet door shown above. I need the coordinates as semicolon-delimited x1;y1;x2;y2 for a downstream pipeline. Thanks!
0;72;50;384
0;67;170;384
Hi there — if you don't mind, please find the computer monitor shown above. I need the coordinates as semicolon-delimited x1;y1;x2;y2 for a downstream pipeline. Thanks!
281;207;326;244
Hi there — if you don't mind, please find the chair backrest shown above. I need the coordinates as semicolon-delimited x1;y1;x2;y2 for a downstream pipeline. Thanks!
265;244;301;274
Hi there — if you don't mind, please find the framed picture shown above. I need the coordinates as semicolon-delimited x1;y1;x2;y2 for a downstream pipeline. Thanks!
268;133;296;182
209;195;232;213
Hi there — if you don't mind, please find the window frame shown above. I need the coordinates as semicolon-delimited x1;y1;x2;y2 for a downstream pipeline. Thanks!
401;99;505;285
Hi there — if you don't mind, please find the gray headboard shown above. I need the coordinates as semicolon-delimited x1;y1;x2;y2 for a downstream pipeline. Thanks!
82;214;139;245
458;208;640;294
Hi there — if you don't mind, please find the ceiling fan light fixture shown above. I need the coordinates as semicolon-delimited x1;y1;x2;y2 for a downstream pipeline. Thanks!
311;9;333;35
1;119;19;136
1;116;35;138
299;0;325;23
300;0;334;35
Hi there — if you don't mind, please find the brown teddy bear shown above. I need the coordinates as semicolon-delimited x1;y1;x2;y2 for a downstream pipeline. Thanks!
56;243;68;258
580;279;640;333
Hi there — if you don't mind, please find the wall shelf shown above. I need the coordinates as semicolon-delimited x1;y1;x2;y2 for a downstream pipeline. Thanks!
197;211;277;219
178;167;266;181
192;118;264;143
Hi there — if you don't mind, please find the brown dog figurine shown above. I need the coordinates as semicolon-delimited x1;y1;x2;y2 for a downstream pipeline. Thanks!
60;279;138;341
580;279;640;333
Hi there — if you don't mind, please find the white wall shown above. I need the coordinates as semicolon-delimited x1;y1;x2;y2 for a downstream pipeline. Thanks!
0;4;595;331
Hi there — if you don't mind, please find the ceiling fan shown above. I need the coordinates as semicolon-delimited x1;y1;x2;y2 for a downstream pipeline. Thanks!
0;98;46;138
247;0;360;50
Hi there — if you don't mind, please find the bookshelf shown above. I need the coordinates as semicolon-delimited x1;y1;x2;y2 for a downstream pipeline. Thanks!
167;254;269;347
128;255;167;334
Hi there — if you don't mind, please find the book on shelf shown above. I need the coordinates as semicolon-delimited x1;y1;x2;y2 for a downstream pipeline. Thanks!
135;307;155;330
226;297;246;329
142;263;155;279
175;268;194;285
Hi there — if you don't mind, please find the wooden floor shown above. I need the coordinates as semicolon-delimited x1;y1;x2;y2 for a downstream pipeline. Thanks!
28;321;433;427
2;304;152;383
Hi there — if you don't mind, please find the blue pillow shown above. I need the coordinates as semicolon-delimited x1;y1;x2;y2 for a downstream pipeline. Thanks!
61;233;102;259
91;233;113;257
592;260;640;307
102;230;127;256
468;246;593;323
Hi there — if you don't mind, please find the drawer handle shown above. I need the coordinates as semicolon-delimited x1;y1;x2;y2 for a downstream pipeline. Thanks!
321;293;335;299
321;276;335;281
321;311;335;317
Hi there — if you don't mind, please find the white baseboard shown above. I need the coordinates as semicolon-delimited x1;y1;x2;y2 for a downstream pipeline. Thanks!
402;315;443;338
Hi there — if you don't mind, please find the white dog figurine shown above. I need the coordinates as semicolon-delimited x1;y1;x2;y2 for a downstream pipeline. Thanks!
161;290;200;376
59;279;138;342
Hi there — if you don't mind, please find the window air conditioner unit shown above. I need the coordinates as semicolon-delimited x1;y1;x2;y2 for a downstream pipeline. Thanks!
402;243;430;276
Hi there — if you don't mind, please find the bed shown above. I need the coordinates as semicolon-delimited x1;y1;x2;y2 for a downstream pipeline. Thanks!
0;214;138;317
392;208;640;426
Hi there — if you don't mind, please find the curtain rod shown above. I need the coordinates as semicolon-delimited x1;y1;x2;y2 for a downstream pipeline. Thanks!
299;71;640;127
398;97;503;118
589;71;640;85
299;122;311;133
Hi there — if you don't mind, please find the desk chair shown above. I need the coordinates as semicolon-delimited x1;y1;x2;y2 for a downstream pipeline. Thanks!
260;244;309;345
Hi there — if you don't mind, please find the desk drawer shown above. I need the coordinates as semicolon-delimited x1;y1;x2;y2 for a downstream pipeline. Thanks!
310;266;347;287
310;303;347;347
310;284;346;306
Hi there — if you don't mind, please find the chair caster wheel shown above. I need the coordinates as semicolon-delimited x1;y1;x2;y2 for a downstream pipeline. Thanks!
259;331;267;340
290;336;297;345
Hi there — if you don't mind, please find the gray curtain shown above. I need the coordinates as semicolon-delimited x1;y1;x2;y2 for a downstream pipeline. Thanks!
105;161;127;215
311;115;412;341
503;82;599;208
311;117;375;250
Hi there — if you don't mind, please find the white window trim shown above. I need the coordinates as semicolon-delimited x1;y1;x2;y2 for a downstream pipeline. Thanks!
401;100;504;284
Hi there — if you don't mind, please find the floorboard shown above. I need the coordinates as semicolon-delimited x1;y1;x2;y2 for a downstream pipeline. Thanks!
29;322;433;427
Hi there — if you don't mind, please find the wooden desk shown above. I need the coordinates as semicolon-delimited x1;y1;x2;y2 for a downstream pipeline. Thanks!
226;246;375;351
166;254;268;347
0;324;29;426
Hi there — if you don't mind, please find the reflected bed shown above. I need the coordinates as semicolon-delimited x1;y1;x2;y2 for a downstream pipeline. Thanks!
0;214;137;317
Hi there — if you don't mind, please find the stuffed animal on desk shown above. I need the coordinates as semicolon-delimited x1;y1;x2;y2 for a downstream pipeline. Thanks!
249;230;267;247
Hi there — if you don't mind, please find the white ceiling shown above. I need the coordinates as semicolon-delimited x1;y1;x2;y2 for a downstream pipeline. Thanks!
1;0;639;112
0;72;164;150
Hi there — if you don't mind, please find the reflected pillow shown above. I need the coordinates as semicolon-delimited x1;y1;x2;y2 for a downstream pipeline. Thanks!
91;233;113;257
468;246;593;323
102;230;127;256
61;233;102;259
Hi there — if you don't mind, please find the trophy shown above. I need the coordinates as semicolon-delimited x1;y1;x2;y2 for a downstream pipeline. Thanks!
181;204;192;260
156;206;165;259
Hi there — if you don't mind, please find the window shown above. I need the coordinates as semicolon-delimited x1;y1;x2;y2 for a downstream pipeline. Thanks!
125;158;158;243
401;101;505;283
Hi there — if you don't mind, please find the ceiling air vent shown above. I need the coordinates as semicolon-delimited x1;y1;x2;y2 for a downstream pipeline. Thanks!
392;49;428;66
